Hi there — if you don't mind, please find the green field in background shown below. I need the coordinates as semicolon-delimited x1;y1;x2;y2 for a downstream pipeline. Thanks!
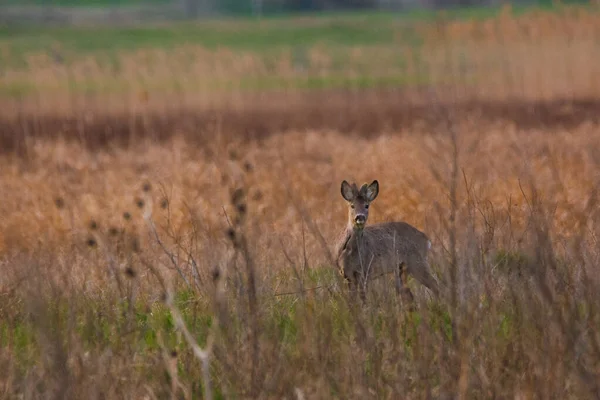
0;4;573;59
0;15;402;55
0;4;595;98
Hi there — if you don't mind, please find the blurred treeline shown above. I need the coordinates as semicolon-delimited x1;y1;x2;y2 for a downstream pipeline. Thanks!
1;0;592;16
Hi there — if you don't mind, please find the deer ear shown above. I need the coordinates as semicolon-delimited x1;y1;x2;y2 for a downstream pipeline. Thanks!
366;180;379;202
341;180;355;202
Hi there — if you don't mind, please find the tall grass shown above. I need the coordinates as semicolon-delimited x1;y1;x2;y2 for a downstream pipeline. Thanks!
2;116;600;397
1;5;600;399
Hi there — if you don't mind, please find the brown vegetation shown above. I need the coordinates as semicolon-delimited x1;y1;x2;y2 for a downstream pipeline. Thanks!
2;91;600;155
2;7;600;399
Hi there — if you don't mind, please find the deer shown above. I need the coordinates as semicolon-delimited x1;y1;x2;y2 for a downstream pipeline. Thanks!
335;180;439;304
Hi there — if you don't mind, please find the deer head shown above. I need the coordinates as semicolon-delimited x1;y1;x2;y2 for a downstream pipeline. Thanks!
340;180;379;230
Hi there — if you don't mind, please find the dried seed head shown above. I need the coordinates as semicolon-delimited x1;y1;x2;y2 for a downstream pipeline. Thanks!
123;211;131;221
135;198;145;209
108;227;119;237
234;215;243;226
86;237;97;248
212;266;221;282
243;161;253;172
226;228;236;241
252;190;263;201
231;188;245;206
228;149;238;161
130;237;141;253
170;350;178;358
236;203;247;215
54;197;65;209
160;198;168;209
88;220;98;231
142;182;152;192
124;266;136;278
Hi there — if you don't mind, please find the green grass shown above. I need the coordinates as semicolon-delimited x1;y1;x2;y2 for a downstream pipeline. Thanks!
0;16;400;56
0;265;351;372
2;4;593;56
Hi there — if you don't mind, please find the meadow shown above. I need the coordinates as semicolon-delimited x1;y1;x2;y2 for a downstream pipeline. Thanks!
2;5;600;399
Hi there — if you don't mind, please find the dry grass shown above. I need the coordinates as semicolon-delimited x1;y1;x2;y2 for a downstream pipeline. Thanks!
2;6;600;399
2;114;600;398
419;5;600;101
2;91;600;156
1;118;599;256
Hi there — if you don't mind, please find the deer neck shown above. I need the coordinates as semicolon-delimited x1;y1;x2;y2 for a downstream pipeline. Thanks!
347;222;365;239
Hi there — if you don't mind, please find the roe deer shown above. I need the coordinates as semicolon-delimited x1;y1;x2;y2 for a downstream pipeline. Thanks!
335;180;439;303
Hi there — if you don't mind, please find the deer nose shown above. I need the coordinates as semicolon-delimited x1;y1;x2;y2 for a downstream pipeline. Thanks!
355;215;366;225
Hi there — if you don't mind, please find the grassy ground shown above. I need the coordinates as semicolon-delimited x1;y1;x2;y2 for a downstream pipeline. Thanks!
2;4;600;112
1;5;600;399
0;14;403;55
1;4;593;54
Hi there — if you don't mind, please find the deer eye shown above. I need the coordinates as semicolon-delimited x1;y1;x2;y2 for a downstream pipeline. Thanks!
365;204;370;209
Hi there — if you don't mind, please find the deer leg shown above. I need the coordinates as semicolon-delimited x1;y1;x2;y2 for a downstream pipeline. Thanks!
407;256;439;297
344;272;356;297
394;262;402;296
415;264;439;297
344;271;364;304
420;271;440;297
359;286;367;304
398;262;415;306
356;271;367;304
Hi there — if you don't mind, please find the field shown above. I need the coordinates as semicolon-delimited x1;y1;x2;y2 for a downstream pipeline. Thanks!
2;5;600;399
